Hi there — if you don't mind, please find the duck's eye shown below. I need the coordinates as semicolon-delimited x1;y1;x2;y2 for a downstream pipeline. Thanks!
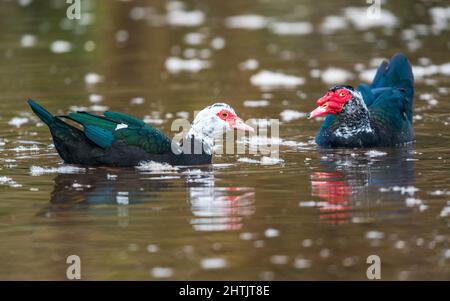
339;92;345;97
221;112;228;118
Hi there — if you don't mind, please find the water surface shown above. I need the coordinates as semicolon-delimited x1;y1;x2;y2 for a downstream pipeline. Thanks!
0;0;449;280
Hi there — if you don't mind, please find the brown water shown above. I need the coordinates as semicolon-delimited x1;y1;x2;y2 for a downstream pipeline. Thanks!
0;0;449;280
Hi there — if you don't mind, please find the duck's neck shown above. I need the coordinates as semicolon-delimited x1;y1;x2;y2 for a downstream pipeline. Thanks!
186;125;214;155
333;93;374;138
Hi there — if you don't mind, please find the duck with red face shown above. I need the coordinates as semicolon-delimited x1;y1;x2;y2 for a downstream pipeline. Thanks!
308;86;355;119
27;100;254;167
308;53;415;148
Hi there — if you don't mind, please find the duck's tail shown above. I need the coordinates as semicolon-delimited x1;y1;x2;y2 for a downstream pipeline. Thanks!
27;99;55;126
370;53;414;122
370;53;414;100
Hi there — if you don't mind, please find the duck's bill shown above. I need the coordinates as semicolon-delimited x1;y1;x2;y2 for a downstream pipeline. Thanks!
307;106;328;119
231;117;254;132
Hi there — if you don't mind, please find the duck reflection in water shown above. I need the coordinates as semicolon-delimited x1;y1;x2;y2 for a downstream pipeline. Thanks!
42;166;255;231
310;147;416;225
185;168;255;231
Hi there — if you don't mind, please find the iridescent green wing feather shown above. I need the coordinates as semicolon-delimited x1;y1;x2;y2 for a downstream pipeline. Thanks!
67;111;172;154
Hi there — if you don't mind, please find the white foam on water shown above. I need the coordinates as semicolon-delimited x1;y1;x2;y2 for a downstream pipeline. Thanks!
359;68;377;82
21;34;37;48
280;110;307;122
265;228;279;238
72;183;91;189
50;40;72;54
130;97;145;105
379;186;419;196
200;258;227;270
184;32;205;45
299;201;328;207
343;7;398;30
369;57;386;67
261;156;284;165
0;176;21;188
320;15;348;34
429;7;450;33
294;258;312;269
440;203;450;217
365;231;384;240
90;105;109;111
18;0;33;7
239;232;254;240
243;100;269;107
439;63;450;75
321;67;353;85
151;267;174;278
146;244;159;253
365;150;387;158
243;135;300;147
239;58;259;70
89;94;103;103
250;70;305;89
129;6;153;20
405;197;424;207
176;111;189;118
10;145;39;152
413;65;440;78
8;117;29;128
107;174;117;180
84;41;96;52
69;105;89;112
394;63;450;80
167;9;205;27
269;22;313;35
165;57;210;73
136;161;179;172
238;157;260;164
142;115;164;125
84;73;103;85
444;249;450;258
430;190;450;196
238;156;284;165
270;255;289;265
115;30;129;43
147;176;181;180
225;14;269;30
211;37;226;50
30;165;86;176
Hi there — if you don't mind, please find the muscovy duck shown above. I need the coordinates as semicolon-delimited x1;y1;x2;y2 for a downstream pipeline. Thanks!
308;53;415;147
27;100;253;167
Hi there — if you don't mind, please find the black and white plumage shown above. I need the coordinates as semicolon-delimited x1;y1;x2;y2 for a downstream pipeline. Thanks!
28;100;253;167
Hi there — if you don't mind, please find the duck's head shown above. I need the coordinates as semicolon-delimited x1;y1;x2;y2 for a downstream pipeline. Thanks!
307;85;357;119
188;103;254;141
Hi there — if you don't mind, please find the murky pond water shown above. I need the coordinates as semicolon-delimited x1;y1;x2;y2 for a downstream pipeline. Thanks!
0;0;449;280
